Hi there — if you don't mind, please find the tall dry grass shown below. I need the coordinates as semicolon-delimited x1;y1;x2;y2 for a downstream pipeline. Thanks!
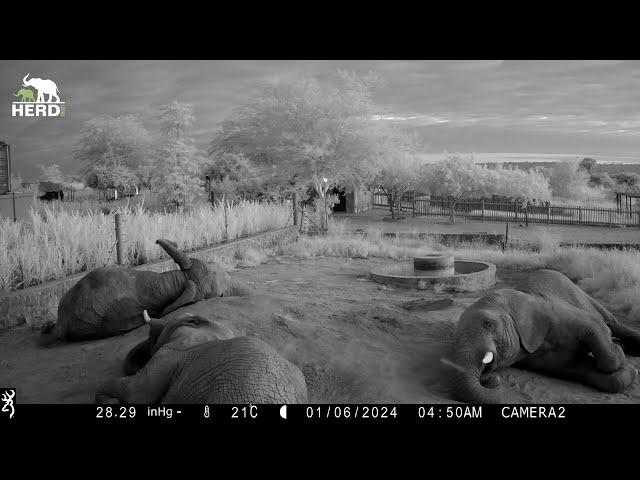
0;200;291;292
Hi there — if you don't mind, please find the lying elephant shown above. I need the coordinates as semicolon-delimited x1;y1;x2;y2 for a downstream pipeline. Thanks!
39;239;231;344
442;269;640;403
96;310;308;404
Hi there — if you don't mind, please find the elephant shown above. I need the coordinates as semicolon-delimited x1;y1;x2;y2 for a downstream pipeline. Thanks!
442;269;640;403
39;239;232;345
22;73;60;103
13;88;35;102
95;310;308;404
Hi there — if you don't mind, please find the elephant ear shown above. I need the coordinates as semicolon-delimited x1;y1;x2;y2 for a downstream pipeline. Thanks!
123;339;152;375
510;296;550;353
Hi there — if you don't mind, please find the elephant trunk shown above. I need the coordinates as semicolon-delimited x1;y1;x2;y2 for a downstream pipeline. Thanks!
448;362;505;404
156;239;192;270
447;341;506;404
22;73;30;87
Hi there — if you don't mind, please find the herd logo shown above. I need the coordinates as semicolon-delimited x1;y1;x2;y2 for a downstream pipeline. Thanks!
11;73;65;117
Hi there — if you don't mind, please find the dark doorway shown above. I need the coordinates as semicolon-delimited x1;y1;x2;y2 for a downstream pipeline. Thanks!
331;186;347;212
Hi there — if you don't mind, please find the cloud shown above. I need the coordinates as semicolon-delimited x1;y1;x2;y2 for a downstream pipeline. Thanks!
1;60;639;180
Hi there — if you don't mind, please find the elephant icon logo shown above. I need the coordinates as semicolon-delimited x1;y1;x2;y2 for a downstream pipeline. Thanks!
21;73;61;103
11;74;66;117
13;88;36;102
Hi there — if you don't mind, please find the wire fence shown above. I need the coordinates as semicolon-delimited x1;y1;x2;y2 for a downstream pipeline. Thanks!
373;190;640;227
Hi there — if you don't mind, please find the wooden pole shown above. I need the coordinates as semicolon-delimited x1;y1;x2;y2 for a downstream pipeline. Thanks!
114;213;124;265
224;201;229;241
503;222;509;252
292;192;298;226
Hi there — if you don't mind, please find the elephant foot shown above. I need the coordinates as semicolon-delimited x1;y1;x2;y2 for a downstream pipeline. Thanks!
562;358;638;393
602;362;638;393
480;374;501;389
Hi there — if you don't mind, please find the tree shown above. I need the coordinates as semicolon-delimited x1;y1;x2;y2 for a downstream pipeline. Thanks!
613;172;640;193
86;161;138;196
589;172;616;190
486;164;551;202
547;160;590;199
419;155;493;223
155;101;205;210
74;114;152;174
579;157;597;174
419;155;551;222
39;164;64;184
374;150;421;219
210;70;393;229
204;152;261;202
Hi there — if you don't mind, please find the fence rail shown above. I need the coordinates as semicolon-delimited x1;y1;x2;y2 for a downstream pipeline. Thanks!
372;191;640;227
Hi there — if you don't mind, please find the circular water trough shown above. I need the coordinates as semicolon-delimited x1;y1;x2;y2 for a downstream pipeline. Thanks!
370;260;496;292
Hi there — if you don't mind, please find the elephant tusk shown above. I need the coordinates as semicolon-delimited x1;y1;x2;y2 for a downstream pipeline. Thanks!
143;310;151;324
482;351;494;364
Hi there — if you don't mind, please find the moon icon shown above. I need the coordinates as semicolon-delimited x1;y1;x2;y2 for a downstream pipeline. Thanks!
279;405;287;420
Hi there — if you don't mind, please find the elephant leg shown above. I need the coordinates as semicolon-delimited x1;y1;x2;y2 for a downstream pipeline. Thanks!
588;296;640;354
580;324;625;373
96;356;177;404
159;280;201;317
557;356;638;393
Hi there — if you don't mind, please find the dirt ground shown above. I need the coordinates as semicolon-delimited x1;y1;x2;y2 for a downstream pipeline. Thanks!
338;208;640;245
2;256;640;404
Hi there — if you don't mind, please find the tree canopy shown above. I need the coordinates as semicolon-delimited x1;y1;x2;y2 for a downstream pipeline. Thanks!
209;70;401;201
579;157;597;174
74;114;152;172
155;101;205;209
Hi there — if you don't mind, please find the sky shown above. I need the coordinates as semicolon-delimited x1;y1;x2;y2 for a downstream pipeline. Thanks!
1;60;640;181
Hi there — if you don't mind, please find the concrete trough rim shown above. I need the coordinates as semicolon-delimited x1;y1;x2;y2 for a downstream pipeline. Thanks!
369;260;496;291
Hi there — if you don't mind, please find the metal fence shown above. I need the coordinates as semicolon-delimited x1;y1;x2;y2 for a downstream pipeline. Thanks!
372;191;640;227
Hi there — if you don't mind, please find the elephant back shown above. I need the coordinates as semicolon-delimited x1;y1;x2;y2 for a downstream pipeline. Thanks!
162;337;308;404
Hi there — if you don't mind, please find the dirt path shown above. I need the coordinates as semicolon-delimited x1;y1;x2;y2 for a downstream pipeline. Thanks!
1;257;640;404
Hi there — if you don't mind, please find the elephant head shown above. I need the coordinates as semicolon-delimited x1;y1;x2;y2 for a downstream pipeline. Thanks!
156;239;230;299
443;290;547;403
123;309;234;375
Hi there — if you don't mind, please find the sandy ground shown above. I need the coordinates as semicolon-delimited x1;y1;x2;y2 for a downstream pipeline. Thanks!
1;256;640;404
338;208;640;245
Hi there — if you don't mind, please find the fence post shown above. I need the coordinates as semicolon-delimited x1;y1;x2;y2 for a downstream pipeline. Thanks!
114;213;125;265
224;201;229;241
547;205;550;224
12;191;16;222
503;222;509;252
579;206;582;224
412;195;416;217
292;192;298;226
525;205;528;227
450;199;455;224
609;210;612;228
481;199;485;221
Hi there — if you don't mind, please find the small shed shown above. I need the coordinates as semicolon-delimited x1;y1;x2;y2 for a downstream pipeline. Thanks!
37;181;66;201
